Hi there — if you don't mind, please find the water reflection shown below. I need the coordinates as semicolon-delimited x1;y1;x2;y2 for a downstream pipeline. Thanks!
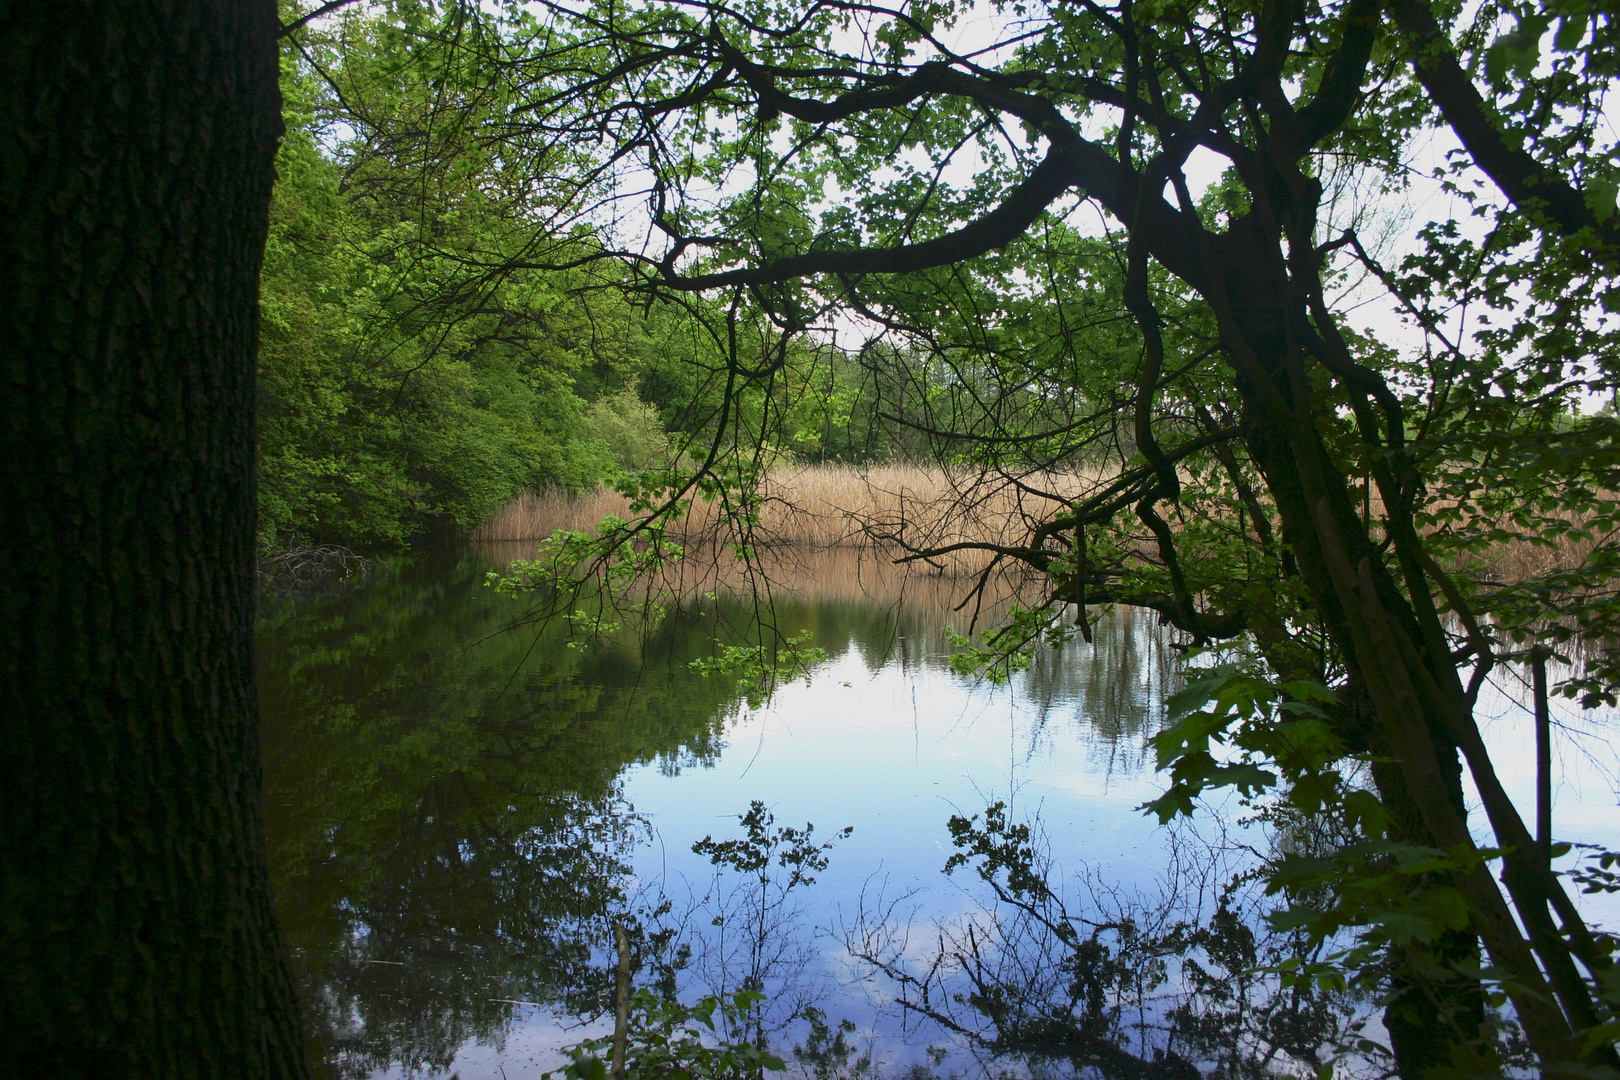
1021;610;1180;776
255;546;1185;1078
258;550;733;1077
259;545;1620;1079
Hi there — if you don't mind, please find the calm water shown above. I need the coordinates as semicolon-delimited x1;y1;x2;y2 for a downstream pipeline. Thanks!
258;545;1620;1079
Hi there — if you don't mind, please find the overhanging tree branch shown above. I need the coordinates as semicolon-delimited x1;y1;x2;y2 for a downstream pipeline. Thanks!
1388;0;1620;257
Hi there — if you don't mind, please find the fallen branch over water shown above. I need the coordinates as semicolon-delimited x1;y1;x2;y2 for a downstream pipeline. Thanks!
257;544;372;589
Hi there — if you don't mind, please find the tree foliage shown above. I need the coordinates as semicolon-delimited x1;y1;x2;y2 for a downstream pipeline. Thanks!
281;0;1620;1071
260;27;696;549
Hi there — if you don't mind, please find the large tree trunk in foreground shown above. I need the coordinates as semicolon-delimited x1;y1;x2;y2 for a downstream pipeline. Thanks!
0;4;310;1076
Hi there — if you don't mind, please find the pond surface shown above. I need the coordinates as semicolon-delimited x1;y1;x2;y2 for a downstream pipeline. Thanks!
258;545;1620;1080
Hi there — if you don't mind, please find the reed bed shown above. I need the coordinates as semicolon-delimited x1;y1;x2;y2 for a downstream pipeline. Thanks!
1353;489;1610;585
1444;510;1611;585
471;463;1114;574
473;463;1608;587
472;485;644;541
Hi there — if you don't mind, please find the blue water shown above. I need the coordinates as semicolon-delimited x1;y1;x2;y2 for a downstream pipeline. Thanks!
258;545;1620;1079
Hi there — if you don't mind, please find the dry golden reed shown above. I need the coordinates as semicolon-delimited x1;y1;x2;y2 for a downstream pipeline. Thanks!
473;463;1604;586
471;463;1114;572
1358;490;1608;584
1442;508;1610;584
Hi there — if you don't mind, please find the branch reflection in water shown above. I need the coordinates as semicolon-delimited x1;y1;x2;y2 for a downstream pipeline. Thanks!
254;544;1384;1078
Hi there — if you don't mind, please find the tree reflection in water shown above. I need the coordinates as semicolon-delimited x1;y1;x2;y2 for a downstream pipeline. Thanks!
259;545;987;1077
259;548;739;1077
260;545;1359;1078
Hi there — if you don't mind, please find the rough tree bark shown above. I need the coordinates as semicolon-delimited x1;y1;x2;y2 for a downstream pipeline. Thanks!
0;3;311;1077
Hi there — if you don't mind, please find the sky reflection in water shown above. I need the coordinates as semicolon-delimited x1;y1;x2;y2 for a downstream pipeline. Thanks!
258;545;1620;1080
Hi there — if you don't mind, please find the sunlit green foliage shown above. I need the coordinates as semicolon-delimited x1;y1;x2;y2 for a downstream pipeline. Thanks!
258;36;684;550
270;0;1620;1069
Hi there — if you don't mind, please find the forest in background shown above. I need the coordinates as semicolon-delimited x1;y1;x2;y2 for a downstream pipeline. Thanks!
258;28;951;552
250;0;1620;1075
258;39;665;550
27;0;1620;1075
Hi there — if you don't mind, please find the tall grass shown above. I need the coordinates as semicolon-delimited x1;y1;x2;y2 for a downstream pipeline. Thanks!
1444;509;1611;585
471;463;1113;572
473;463;1605;586
472;485;644;542
1355;489;1608;585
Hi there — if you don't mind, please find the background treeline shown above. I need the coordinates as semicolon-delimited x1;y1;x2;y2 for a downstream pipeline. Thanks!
258;28;947;553
259;43;660;551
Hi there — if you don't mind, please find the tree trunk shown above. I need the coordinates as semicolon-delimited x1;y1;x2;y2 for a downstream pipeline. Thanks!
0;4;310;1077
1183;206;1592;1061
